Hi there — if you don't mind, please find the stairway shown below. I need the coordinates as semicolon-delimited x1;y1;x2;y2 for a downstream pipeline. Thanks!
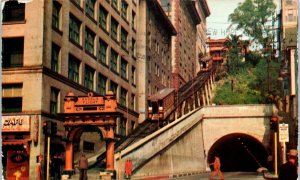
64;168;101;180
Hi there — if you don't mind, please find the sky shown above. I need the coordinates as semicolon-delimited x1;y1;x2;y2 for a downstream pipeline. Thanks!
206;0;282;40
206;0;245;39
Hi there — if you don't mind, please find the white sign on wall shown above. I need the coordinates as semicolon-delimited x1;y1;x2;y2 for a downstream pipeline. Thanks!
2;115;31;132
279;123;289;142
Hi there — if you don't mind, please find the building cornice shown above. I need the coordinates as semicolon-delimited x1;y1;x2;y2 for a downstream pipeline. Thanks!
200;0;211;17
184;0;201;25
148;0;177;35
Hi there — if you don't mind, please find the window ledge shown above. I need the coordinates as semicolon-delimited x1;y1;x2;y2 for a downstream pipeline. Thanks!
111;37;120;45
86;13;97;25
70;0;83;12
52;26;63;36
85;50;97;60
2;20;26;25
121;76;129;82
99;61;109;69
121;45;129;53
112;5;120;14
111;69;119;76
132;28;136;33
121;16;129;25
99;25;109;36
70;39;83;50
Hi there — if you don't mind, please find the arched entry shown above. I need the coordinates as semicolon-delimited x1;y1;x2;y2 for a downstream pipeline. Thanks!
59;91;121;178
70;125;105;163
207;133;268;172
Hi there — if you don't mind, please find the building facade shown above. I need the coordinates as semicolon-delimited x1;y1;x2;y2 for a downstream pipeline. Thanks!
159;0;202;90
207;38;227;63
2;0;139;179
279;0;298;149
137;0;176;123
195;0;210;73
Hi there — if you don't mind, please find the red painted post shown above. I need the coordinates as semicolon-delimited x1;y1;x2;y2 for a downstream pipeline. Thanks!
64;141;73;171
106;126;115;171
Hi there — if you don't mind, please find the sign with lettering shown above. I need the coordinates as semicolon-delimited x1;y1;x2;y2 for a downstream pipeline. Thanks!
2;115;30;132
76;96;104;105
279;123;289;142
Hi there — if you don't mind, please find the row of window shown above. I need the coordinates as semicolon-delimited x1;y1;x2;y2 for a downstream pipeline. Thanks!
51;43;136;85
71;0;136;27
67;13;136;58
52;1;136;53
2;83;136;113
2;37;136;83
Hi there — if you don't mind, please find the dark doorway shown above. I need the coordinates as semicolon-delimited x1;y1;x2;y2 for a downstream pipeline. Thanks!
207;133;268;172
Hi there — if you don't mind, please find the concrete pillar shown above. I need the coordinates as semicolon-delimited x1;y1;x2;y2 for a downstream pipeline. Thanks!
204;84;210;105
201;93;206;106
106;126;115;171
210;76;214;90
195;91;200;108
207;82;212;100
181;101;186;115
197;91;201;107
64;141;74;173
175;108;179;119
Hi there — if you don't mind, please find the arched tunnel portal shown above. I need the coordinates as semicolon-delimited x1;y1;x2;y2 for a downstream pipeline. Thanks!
207;133;268;172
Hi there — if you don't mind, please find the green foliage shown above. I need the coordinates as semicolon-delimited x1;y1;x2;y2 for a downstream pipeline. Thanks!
213;59;280;105
228;0;276;46
224;35;244;75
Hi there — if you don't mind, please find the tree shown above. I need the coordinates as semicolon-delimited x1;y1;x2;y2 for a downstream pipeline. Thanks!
224;35;243;74
228;0;276;47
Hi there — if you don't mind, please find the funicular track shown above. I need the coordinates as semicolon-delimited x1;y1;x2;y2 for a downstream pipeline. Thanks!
91;63;217;168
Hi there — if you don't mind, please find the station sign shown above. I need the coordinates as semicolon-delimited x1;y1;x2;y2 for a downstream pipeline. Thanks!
76;96;104;105
279;123;289;142
2;115;30;132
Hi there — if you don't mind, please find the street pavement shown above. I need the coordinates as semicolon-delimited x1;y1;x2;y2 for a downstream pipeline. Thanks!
67;171;265;180
172;172;265;180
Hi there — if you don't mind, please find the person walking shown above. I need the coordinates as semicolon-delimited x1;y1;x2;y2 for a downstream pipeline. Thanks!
210;156;224;180
279;149;298;180
78;154;88;180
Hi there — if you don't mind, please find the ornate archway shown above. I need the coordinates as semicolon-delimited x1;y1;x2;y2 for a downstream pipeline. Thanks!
59;91;121;176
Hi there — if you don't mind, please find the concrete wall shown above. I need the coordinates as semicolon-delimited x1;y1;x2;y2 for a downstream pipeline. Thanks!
114;105;275;179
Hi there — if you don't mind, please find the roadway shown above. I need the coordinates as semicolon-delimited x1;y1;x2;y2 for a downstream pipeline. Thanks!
172;172;264;180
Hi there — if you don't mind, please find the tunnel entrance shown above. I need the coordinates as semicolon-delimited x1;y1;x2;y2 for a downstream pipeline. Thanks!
207;133;268;172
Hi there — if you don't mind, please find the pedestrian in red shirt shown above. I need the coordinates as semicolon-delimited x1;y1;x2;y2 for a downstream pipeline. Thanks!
210;156;224;180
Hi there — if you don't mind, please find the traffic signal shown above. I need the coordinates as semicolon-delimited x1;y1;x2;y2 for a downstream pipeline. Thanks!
51;122;57;135
43;121;52;136
270;116;278;131
43;121;57;136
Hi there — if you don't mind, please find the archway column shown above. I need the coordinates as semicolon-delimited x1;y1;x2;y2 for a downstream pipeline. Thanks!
64;141;75;175
105;125;115;171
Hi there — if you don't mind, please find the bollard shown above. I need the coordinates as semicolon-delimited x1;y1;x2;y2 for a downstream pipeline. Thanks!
61;174;69;180
99;172;113;180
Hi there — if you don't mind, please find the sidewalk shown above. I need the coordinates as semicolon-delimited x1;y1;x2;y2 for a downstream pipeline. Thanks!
263;172;278;180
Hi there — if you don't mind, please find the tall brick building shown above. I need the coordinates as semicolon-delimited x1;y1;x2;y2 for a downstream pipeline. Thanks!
195;0;210;72
1;0;139;178
159;0;205;90
137;0;176;122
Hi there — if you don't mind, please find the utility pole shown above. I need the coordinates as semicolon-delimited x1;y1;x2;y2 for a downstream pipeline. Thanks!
46;136;51;180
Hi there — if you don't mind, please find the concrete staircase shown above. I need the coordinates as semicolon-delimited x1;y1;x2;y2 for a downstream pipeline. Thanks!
64;168;102;180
